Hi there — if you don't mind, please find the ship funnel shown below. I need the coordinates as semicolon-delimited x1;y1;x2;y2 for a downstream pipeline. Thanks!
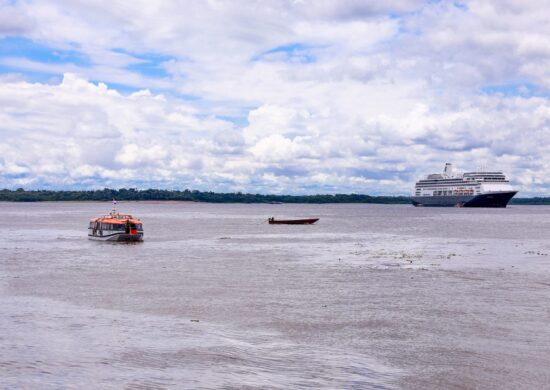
444;163;453;176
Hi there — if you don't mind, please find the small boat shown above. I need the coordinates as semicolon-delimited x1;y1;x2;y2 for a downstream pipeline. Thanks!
268;217;319;225
88;201;144;242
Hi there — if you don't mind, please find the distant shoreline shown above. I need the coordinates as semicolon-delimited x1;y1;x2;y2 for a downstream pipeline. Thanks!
0;189;548;204
0;189;411;204
6;200;204;204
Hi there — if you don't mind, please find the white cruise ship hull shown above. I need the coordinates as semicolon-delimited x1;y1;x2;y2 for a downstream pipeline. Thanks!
411;191;517;208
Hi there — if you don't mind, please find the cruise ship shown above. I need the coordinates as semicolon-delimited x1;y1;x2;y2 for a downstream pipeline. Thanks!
411;163;518;207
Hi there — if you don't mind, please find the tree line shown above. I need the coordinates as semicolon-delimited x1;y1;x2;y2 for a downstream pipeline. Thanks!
1;188;547;204
0;188;412;204
510;197;550;205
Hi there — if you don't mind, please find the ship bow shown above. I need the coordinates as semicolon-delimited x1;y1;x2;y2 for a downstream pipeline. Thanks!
464;191;517;208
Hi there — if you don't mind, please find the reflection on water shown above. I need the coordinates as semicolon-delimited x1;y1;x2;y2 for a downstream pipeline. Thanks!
1;202;550;389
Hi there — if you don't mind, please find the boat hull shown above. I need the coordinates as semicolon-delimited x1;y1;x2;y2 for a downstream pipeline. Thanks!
269;218;319;224
411;191;517;208
88;232;144;242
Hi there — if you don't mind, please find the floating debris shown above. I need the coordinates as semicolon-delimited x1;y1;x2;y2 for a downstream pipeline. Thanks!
524;251;548;256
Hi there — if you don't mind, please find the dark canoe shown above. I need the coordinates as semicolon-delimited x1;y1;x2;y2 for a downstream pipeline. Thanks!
268;218;319;225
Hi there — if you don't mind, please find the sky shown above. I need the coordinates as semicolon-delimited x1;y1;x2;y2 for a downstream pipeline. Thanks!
1;0;550;195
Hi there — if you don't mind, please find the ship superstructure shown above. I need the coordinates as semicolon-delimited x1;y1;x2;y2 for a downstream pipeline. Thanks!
411;163;517;207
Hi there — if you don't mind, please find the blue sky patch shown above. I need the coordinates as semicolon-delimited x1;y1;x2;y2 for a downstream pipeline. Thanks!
216;115;249;127
453;2;468;11
253;43;318;64
118;49;175;78
480;82;550;98
0;37;90;66
89;80;141;95
0;64;63;84
112;48;175;78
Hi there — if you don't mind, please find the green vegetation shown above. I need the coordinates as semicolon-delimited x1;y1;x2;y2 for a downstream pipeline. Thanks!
2;189;546;204
510;197;550;205
0;188;411;204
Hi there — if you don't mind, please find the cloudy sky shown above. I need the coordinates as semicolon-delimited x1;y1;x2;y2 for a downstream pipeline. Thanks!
1;0;549;195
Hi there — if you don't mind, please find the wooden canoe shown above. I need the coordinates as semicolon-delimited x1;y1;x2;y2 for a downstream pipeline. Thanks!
268;218;319;225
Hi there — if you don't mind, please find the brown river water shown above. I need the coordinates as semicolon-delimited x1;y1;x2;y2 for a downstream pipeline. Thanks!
1;202;550;389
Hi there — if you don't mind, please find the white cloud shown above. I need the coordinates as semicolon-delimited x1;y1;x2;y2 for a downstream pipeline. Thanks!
0;3;34;36
2;72;550;194
0;74;236;188
1;1;550;195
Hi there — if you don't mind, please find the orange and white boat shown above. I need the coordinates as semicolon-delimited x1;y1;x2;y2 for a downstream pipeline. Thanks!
88;201;144;242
